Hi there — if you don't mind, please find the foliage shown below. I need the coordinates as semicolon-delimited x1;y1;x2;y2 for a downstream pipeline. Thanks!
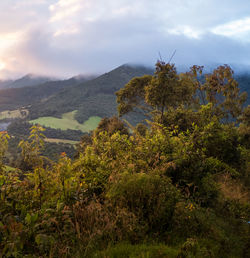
116;61;196;122
94;116;129;137
107;173;180;236
117;62;248;124
0;63;249;257
204;65;247;119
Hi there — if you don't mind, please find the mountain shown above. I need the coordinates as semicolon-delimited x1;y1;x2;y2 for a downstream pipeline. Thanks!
0;75;95;112
0;79;14;89
3;74;54;89
29;64;154;123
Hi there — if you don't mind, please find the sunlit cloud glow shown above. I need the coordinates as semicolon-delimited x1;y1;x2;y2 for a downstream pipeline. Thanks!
0;32;22;53
0;61;6;71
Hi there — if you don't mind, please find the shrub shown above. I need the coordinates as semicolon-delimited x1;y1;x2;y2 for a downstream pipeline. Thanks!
107;173;180;236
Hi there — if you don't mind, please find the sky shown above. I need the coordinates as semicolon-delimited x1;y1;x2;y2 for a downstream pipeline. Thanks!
0;0;250;79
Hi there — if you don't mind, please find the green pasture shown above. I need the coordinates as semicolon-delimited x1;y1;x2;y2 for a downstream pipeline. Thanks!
29;111;101;132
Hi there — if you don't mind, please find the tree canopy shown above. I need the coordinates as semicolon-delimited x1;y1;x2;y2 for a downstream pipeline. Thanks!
116;61;248;124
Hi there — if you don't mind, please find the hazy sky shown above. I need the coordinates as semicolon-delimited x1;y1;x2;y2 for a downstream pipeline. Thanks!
0;0;250;78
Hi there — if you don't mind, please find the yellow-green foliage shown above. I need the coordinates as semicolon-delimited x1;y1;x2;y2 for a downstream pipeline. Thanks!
0;63;249;258
30;110;101;132
0;119;249;257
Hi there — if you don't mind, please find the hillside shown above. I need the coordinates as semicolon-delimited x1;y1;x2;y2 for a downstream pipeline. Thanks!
29;64;154;123
0;79;13;89
0;75;94;112
3;74;53;89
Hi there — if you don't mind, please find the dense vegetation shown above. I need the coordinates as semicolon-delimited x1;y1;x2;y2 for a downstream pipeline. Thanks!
5;120;81;163
0;62;249;257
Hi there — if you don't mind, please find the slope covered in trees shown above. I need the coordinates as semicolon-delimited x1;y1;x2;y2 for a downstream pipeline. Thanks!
0;76;93;111
0;62;249;257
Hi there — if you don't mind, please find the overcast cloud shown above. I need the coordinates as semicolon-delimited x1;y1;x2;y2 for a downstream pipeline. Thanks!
0;0;250;78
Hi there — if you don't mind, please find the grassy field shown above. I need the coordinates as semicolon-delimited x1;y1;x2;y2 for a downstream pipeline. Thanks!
29;111;101;132
0;109;29;120
45;138;79;145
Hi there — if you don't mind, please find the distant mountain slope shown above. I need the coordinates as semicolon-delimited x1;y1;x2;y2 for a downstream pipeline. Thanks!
0;79;14;89
29;65;154;123
235;74;250;105
0;75;94;112
3;74;53;89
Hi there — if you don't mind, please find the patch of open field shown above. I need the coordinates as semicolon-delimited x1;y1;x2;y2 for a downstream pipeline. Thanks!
45;138;79;145
0;109;29;120
29;111;101;132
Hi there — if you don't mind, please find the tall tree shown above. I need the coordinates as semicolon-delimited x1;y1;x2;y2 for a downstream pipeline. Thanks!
116;61;195;122
204;65;247;120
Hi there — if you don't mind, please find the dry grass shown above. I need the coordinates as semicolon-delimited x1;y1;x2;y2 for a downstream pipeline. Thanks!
44;138;79;145
218;174;250;203
0;109;29;120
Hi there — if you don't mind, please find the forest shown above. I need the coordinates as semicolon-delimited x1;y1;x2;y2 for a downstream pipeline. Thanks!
0;61;249;257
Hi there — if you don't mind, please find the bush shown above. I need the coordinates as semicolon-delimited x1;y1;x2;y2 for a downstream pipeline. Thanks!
107;173;180;236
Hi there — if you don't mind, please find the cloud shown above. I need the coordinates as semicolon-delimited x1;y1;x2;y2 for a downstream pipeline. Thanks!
211;17;250;42
49;0;84;23
0;0;250;79
167;26;203;39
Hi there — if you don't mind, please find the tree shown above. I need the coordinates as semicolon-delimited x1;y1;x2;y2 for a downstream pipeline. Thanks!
116;61;196;122
18;125;50;209
94;116;129;137
204;65;247;120
117;62;248;125
116;75;152;116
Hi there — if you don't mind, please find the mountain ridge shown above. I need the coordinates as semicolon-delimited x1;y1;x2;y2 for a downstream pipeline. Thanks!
0;74;95;112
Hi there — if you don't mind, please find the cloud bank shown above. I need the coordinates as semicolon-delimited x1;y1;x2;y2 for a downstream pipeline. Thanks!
0;0;250;78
